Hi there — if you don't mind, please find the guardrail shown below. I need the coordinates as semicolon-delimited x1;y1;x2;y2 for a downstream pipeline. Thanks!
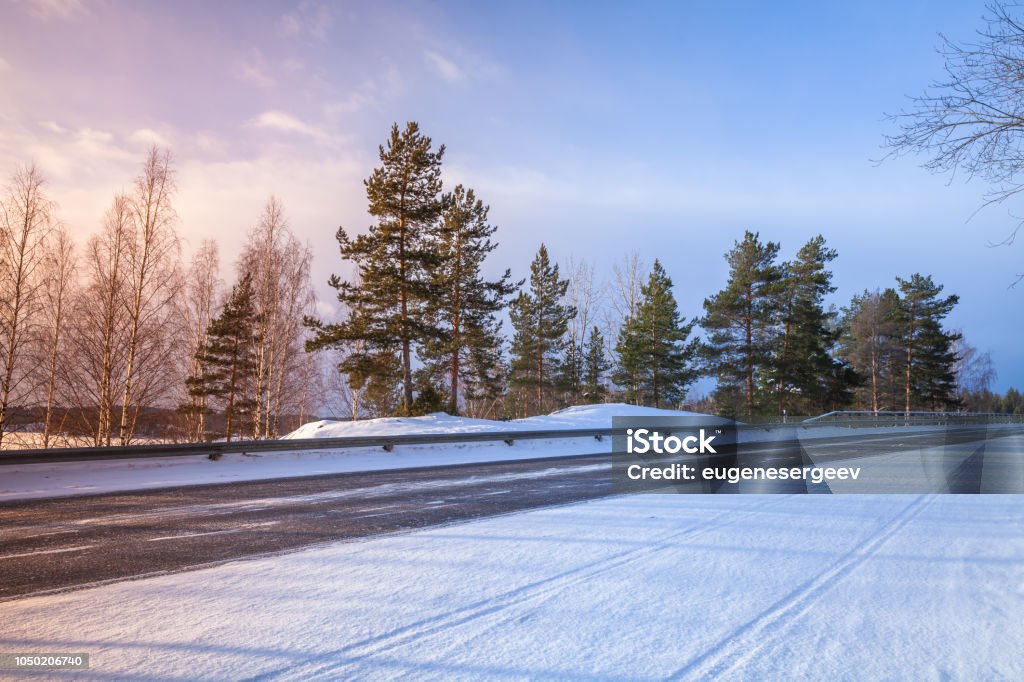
0;428;622;466
801;411;1024;427
2;411;1021;466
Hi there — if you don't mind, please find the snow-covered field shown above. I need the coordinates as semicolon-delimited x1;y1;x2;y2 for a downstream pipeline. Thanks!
0;405;706;502
2;493;1021;680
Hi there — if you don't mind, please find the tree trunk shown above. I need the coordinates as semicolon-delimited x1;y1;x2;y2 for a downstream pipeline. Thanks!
745;286;754;420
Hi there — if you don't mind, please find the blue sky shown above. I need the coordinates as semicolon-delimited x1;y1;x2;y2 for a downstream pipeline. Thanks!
1;0;1021;390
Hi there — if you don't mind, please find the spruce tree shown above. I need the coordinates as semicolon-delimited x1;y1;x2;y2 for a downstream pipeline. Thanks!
582;326;610;403
701;231;782;418
896;274;961;412
509;244;576;415
306;122;444;415
613;260;697;408
419;185;517;415
773;236;852;415
185;273;260;441
557;337;584;404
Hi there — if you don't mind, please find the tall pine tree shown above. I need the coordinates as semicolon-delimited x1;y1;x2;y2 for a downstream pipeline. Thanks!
701;231;782;418
185;273;260;441
306;122;444;415
613;260;698;408
896;274;961;412
419;185;517;415
509;244;575;416
773;235;853;415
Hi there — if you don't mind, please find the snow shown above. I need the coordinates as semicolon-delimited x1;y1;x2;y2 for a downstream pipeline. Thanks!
0;404;713;502
1;403;1016;502
284;403;715;439
2;493;1021;680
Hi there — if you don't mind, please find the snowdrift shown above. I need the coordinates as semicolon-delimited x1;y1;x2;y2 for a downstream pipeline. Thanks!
284;403;715;440
1;404;713;502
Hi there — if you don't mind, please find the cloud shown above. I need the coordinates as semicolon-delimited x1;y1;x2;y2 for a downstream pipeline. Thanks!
232;59;276;88
129;128;171;148
23;0;84;20
0;57;10;72
251;110;326;139
279;3;332;41
423;50;464;82
279;13;302;36
325;92;371;116
38;120;66;134
193;132;225;154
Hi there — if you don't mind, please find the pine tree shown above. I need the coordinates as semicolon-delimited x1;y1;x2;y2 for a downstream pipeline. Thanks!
773;236;852;415
701;231;782;418
582;326;610;403
557;337;584;404
897;274;961;412
509;244;576;415
306;122;444;415
419;185;516;415
186;273;260;441
839;289;902;412
613;260;697;408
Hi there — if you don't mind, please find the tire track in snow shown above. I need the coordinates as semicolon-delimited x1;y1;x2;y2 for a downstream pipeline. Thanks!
669;494;934;681
248;497;791;682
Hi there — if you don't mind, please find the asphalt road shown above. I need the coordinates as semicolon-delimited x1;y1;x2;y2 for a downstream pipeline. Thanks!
1;426;1020;602
0;454;615;602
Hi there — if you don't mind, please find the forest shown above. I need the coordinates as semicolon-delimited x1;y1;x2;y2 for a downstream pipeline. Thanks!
0;121;1016;448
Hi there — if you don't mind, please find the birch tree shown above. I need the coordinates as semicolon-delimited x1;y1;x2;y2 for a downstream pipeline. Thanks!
71;195;132;445
240;197;315;438
0;164;55;446
118;147;182;444
179;240;222;440
38;225;76;447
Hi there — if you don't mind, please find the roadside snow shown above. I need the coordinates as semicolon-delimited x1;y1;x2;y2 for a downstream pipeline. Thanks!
1;403;1014;502
284;403;714;439
2;494;1021;680
0;404;708;502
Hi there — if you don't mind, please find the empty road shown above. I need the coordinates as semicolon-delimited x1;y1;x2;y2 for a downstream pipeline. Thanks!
1;424;1020;602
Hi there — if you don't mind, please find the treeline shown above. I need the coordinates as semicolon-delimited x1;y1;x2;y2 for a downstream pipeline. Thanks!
306;122;1007;421
0;149;321;447
1;123;1016;448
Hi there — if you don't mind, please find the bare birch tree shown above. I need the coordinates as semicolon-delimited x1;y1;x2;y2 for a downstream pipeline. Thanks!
240;197;315;438
607;251;647;398
70;195;132;446
178;239;222;441
117;147;182;444
561;256;602;403
611;252;647;324
38;225;77;447
0;164;55;447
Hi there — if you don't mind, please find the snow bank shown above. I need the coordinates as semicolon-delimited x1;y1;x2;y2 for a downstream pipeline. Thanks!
2;494;1020;680
284;403;714;439
0;404;712;502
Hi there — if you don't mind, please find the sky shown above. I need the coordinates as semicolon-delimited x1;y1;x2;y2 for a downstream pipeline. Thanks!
1;0;1022;392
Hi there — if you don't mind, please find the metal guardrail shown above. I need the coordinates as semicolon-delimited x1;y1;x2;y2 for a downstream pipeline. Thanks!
801;411;1024;427
0;428;622;466
2;411;1021;466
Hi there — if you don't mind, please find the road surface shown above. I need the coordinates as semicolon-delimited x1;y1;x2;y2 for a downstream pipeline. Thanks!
1;426;1019;602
